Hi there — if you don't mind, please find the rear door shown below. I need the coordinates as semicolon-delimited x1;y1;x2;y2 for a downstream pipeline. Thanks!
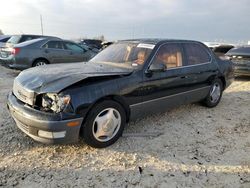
181;42;218;102
42;40;70;63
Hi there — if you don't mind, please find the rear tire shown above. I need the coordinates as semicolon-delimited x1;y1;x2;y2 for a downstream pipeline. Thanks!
203;79;223;108
81;100;126;148
33;59;48;67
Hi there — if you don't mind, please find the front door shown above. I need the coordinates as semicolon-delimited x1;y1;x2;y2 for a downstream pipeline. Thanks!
134;43;188;116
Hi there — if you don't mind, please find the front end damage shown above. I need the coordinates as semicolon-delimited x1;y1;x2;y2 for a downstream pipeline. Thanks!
7;71;86;144
7;92;83;144
7;62;133;144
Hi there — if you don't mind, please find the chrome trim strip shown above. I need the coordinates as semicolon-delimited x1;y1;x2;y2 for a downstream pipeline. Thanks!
129;86;210;107
165;62;211;71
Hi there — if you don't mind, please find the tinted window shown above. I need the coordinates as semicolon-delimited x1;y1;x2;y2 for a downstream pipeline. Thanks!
19;36;37;43
0;37;10;42
184;43;211;65
151;43;183;69
43;41;64;49
64;42;83;52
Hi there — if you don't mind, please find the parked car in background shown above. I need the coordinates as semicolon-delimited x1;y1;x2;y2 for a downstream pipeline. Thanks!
101;41;113;49
226;46;250;77
0;38;96;70
78;43;100;53
0;35;11;48
3;34;56;47
80;39;103;50
7;39;234;148
204;42;234;58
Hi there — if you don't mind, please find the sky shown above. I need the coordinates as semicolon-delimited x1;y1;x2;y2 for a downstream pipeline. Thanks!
0;0;249;43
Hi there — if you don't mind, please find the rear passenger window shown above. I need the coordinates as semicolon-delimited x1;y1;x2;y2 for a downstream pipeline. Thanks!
43;41;64;49
19;36;34;43
184;43;211;65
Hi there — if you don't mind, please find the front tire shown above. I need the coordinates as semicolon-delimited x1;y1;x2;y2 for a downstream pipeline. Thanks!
203;79;223;108
81;100;126;148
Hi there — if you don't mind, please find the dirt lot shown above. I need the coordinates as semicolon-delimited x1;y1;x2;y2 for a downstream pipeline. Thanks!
0;65;249;188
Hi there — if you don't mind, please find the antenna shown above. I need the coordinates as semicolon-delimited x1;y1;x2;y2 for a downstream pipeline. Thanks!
40;15;44;35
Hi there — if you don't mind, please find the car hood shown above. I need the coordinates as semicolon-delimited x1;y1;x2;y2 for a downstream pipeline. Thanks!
15;62;133;93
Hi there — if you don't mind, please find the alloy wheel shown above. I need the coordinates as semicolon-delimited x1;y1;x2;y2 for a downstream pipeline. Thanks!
35;61;47;66
92;108;121;142
210;83;221;103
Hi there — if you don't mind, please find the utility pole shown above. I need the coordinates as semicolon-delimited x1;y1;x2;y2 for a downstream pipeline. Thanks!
40;15;44;35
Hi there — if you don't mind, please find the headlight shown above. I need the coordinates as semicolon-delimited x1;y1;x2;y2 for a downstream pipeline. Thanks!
42;93;71;113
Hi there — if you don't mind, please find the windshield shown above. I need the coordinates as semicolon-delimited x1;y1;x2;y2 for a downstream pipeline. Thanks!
7;35;21;44
90;42;154;69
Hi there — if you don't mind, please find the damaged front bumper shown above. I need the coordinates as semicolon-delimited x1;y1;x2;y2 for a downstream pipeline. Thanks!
7;92;83;144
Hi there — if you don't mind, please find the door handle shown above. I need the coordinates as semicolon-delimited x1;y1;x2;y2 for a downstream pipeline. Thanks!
181;76;188;79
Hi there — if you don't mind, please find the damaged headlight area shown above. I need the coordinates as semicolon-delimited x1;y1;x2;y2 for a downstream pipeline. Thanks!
41;93;71;113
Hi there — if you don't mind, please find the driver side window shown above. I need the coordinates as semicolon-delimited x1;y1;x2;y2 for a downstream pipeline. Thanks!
151;43;183;69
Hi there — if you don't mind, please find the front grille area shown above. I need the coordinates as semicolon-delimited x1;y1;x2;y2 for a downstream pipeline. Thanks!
13;79;35;106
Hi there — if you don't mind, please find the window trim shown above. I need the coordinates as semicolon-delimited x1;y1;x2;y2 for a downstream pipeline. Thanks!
145;41;213;72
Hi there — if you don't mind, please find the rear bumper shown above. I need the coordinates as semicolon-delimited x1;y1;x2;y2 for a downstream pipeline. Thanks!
0;57;30;70
7;92;83;144
0;57;14;67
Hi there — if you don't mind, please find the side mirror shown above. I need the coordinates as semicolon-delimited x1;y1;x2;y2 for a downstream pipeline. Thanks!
148;63;166;72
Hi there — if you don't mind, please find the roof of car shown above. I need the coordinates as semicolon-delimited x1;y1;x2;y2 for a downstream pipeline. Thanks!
15;37;61;47
120;38;202;45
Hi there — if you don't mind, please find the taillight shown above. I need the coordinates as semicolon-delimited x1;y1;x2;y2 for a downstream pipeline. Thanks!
11;48;20;55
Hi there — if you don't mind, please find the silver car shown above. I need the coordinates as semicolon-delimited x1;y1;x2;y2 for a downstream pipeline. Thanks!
0;38;97;70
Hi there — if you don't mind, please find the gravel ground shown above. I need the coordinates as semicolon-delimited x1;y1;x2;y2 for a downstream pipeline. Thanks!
0;65;249;188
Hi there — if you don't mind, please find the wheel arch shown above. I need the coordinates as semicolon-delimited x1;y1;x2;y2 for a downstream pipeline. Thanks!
218;76;226;90
77;95;131;124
